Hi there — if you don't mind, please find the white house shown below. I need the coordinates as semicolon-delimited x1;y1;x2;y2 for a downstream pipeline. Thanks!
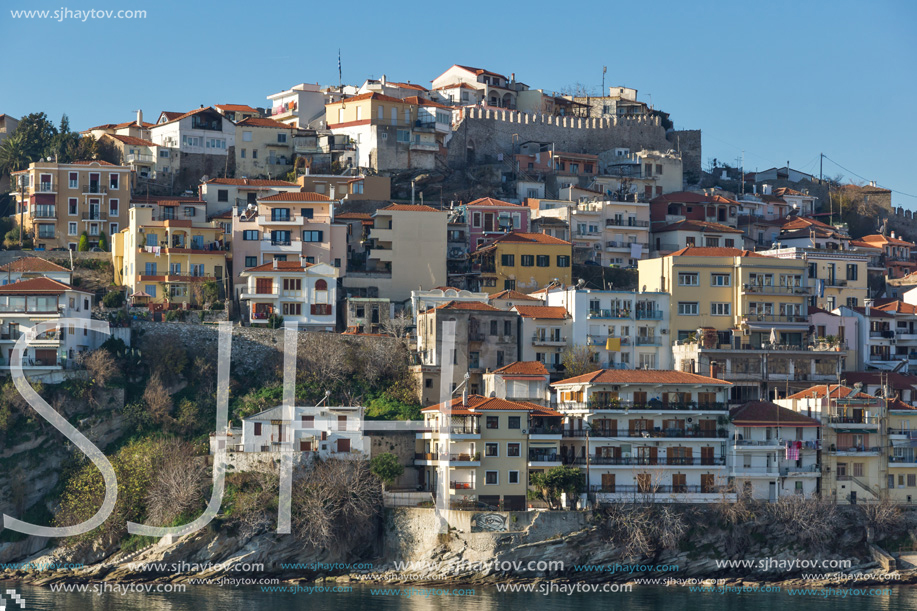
482;361;551;406
0;256;71;285
410;286;489;327
150;107;236;172
238;259;338;330
234;404;368;457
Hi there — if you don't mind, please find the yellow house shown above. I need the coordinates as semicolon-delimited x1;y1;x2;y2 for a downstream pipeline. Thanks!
888;399;917;503
472;232;572;295
416;395;563;511
234;117;294;178
112;206;228;306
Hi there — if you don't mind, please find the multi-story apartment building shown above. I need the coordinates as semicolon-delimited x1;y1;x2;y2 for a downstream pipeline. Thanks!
465;198;530;252
552;370;734;503
834;304;913;371
112;206;228;306
415;394;562;511
410;287;489;326
11;160;131;250
344;204;447;302
888;400;917;504
543;286;671;371
0;277;98;377
149;107;236;190
759;246;869;311
650;219;745;257
431;64;526;108
265;83;328;129
728;401;821;501
533;196;651;266
482;361;551;405
325;93;453;171
471;231;572;295
641;247;845;402
779;385;889;505
650;192;739;229
859;233;917;280
595;149;683;201
234;117;294;178
231;191;346;290
412;301;519;405
238;259;338;330
199;177;300;218
513;305;571;375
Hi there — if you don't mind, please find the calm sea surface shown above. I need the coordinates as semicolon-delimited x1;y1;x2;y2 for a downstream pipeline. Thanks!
5;582;916;610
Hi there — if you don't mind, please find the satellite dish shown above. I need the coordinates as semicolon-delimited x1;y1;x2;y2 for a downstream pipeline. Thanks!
489;391;496;397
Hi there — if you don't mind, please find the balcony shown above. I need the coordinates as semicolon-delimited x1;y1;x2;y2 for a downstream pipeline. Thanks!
532;335;566;346
827;415;880;427
606;219;649;228
780;465;820;475
742;284;812;296
588;308;632;319
606;241;649;251
869;330;895;339
829;446;882;455
81;211;107;222
560;401;728;412
624;428;727;439
82;185;107;194
410;141;439;152
258;214;304;226
566;456;725;466
635;309;664;320
589;484;727;495
240;288;278;300
449;481;475;490
414;452;480;465
743;313;808;324
588;335;631;347
635;336;661;346
126;153;156;164
260;238;301;254
36;182;55;193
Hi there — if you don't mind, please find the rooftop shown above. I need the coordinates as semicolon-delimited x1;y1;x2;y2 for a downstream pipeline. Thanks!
552;369;731;386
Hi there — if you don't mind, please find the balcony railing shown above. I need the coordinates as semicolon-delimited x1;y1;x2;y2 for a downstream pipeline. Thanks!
528;454;560;463
450;481;474;489
588;309;632;319
588;335;630;346
561;401;729;412
566;456;725;466
780;465;820;474
635;309;664;320
743;313;808;324
589;484;726;494
635;336;661;346
36;182;55;192
742;284;812;295
625;429;727;439
82;185;107;194
827;415;880;424
869;330;895;339
606;219;649;227
532;335;566;345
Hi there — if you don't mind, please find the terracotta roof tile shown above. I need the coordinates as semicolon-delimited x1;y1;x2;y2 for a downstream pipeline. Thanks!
513;305;568;319
215;104;258;113
874;301;917;315
668;246;765;258
70;160;117;166
654;219;744;234
107;134;158;147
432;300;501;312
0;277;86;295
243;260;315;272
326;92;406;106
466;197;522;207
489;289;541;301
729;401;820;426
335;212;373;220
493;361;549;376
422;394;560;416
491;231;571;246
379;204;442;212
860;234;916;247
552;369;731;386
785;384;873;401
0;256;69;273
236;117;291;129
259;192;330;202
206;178;298;187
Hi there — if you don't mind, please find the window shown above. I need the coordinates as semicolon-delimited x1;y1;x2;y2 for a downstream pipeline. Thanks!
282;303;302;315
853;463;864;477
847;264;858;281
490;320;498;335
159;149;170;158
109;174;119;190
283;278;302;291
277;133;287;143
170;262;182;275
704;237;720;247
504;320;512;336
243;230;259;240
109;199;119;216
68;222;77;236
520;254;534;267
508;471;520;484
252;150;258;159
508;416;521;429
242;131;252;142
245;256;257;267
504;279;516;291
485;443;499;457
217;189;228;202
725;239;735;247
69;172;78;189
68;198;77;215
37;225;55;239
711;303;731;316
678;272;699;286
678;302;699;315
847;297;858;308
557;255;570;267
396;129;410;143
241;149;246;158
254;422;262;436
501;254;515;266
485;471;498;485
711;273;730;286
303;230;324;242
378;106;384;120
472;212;481;227
301;208;314;219
507;443;520;457
486;416;499;429
536;254;549;267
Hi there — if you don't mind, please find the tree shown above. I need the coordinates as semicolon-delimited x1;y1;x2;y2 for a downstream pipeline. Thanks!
561;345;599;378
0;132;31;178
529;465;584;509
82;348;119;392
14;112;57;162
144;439;208;526
369;452;404;490
77;231;89;252
144;373;175;428
97;231;108;252
381;309;412;340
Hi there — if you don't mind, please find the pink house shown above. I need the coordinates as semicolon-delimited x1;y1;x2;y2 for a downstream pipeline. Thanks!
466;197;530;252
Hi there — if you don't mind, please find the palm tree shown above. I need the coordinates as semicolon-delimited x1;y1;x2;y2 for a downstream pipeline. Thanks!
0;132;31;177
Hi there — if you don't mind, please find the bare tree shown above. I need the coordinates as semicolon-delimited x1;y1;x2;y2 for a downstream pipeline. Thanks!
82;349;120;402
603;502;687;559
143;373;175;427
561;345;599;378
145;439;209;525
382;309;412;341
859;497;904;539
765;495;838;548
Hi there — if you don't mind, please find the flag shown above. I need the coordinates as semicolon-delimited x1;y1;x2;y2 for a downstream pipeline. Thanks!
603;66;607;74
338;49;342;84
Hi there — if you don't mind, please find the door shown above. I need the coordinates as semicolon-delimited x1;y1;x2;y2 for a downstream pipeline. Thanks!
338;415;348;431
700;474;714;494
484;213;494;232
769;481;777;503
672;473;686;493
701;447;714;466
336;438;350;453
89;199;100;220
299;440;312;452
601;473;615;493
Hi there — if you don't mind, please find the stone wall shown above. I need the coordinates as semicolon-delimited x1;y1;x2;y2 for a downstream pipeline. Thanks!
667;129;702;178
888;207;917;243
367;430;420;489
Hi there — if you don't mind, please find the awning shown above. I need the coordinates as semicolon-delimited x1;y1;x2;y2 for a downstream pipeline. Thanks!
834;428;878;434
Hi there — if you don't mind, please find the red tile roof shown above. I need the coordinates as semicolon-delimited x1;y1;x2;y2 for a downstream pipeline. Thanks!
0;277;86;295
552;369;731;386
107;134;158;147
243;260;315;272
514;305;568;319
335;212;373;220
236;117;291;129
453;65;508;80
849;239;883;250
668;246;765;258
422;394;560;416
466;197;522;208
158;111;184;122
0;256;69;273
780;216;834;232
131;195;203;205
653;219;744;234
491;231;571;246
389;82;428;91
431;300;500;312
259;192;330;202
729;401;820;426
154;106;221;126
773;187;809;197
402;96;451;109
70;160;117;166
433;286;462;291
326;92;406;106
493;361;550;376
489;289;541;301
860;234;916;247
874;301;917;315
650;191;738;205
379;204;442;212
785;384;873;401
215;104;258;113
206;178;298;187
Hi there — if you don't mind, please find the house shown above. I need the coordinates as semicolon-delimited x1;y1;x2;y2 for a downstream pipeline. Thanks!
758;243;869;311
343;204;448;302
265;83;328;129
239;259;338;330
470;231;572;295
431;65;527;109
82;111;153;141
728;401;821;501
214;104;260;123
234;117;294;179
231;191;346;290
543;286;671;371
465;198;530;252
595;149;683;200
149;107;236;191
415;395;562;511
297;173;391;201
514;146;598;198
345;297;390;334
97;133;160;183
650;220;744;257
358;75;432;100
551;369;734;503
858;233;916;279
199;177;300;218
512;305;571;374
229;404;367;457
412;301;519;405
649;192;740;228
487;288;543;311
111;205;228;307
11;160;131;250
641;247;844;402
483;361;551;405
0;256;71;285
0;277;98;377
571;86;651;118
410;287;489;326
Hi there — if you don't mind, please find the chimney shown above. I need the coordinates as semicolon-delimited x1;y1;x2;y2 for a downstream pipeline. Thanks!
891;230;896;239
273;258;278;270
329;184;336;200
511;72;515;82
869;180;877;187
300;254;307;267
865;298;873;317
381;74;387;86
137;109;143;126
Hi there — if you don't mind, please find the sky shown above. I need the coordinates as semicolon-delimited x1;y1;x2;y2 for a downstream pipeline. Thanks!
1;0;915;206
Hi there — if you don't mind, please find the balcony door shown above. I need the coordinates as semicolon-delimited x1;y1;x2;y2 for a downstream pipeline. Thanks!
89;199;100;220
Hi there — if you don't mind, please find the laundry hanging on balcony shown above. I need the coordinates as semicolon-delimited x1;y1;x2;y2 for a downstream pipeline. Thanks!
785;440;801;460
605;337;621;351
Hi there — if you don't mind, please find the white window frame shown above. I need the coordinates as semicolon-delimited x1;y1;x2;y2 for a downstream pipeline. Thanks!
678;302;699;315
711;302;731;316
485;442;499;458
484;471;499;485
711;273;731;287
678;272;699;286
68;222;77;236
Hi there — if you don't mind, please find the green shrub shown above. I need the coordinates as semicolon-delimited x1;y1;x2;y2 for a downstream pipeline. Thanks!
77;232;89;252
102;290;124;308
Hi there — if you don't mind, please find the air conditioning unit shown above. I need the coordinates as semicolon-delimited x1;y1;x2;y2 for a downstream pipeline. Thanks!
522;429;528;434
138;227;144;232
660;329;668;334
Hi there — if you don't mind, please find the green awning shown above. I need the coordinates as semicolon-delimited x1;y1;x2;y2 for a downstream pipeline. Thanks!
834;428;878;434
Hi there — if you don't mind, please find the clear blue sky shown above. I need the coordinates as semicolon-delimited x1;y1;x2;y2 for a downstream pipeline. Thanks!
2;0;915;205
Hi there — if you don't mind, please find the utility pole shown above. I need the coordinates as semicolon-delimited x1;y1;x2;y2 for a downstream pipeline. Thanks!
819;153;823;183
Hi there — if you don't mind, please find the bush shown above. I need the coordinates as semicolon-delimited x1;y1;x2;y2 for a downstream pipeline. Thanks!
267;313;284;329
102;290;124;308
77;232;89;252
98;231;108;252
211;301;224;310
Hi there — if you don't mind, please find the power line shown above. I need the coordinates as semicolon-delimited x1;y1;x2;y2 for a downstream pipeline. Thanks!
822;155;917;199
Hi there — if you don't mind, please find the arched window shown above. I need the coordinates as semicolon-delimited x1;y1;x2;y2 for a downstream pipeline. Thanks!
315;279;328;291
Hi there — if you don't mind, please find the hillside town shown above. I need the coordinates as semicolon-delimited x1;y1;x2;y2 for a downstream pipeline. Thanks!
4;63;917;515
